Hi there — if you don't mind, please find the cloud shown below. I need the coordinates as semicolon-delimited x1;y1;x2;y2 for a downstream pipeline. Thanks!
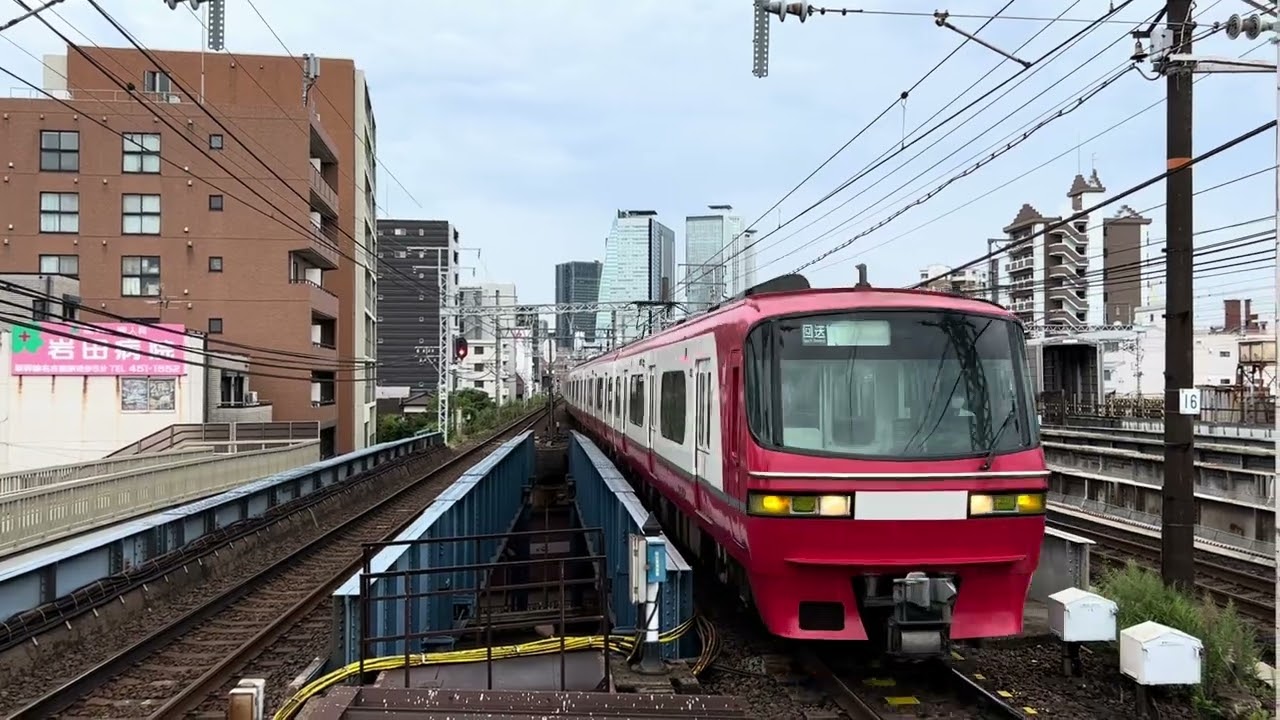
0;0;1271;325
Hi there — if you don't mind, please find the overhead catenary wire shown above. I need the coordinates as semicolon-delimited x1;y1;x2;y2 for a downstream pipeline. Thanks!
672;0;1023;300
803;11;1261;276
912;119;1279;289
775;7;1239;277
680;0;1138;297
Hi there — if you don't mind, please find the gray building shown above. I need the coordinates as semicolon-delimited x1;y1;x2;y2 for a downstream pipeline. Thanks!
375;219;460;393
0;272;81;324
554;260;601;349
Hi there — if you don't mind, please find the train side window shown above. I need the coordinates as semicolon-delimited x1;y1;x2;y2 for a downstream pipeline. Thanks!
744;324;776;444
660;370;686;444
629;375;645;427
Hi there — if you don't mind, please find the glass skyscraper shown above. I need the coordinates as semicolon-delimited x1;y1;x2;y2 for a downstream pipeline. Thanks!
595;210;675;346
683;205;747;312
554;260;602;349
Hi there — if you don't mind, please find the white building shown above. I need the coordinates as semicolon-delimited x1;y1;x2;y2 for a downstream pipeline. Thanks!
456;283;527;405
918;263;988;295
595;210;675;345
684;206;748;311
0;323;206;474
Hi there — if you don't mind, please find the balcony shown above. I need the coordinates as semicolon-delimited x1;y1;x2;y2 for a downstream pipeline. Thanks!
311;371;336;407
312;315;337;352
309;105;340;165
292;221;340;270
309;163;340;218
1049;288;1089;314
1006;257;1033;273
1048;264;1087;287
1047;237;1087;266
289;277;339;319
1046;307;1085;328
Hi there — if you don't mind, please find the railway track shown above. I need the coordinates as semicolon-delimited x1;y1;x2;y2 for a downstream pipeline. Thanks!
1047;510;1275;622
7;407;551;719
790;648;1027;719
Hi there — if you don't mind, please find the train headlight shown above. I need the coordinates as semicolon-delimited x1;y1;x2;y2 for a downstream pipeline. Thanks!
748;493;852;517
968;491;1046;517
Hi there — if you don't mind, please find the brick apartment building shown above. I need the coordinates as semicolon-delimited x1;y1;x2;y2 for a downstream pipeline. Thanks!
0;46;381;455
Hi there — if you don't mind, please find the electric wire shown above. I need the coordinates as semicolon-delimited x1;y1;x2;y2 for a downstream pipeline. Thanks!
912;120;1278;288
21;0;496;344
805;15;1264;275
240;0;423;209
672;0;1023;300
778;11;1238;277
808;6;1197;25
679;0;1138;297
3;6;506;348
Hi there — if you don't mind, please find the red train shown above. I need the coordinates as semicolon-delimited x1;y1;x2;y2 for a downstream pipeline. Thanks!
563;274;1048;656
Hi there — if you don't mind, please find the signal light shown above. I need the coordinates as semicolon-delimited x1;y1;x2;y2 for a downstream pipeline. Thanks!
454;337;469;360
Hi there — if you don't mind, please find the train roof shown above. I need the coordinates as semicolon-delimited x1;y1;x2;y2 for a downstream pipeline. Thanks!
568;274;1014;370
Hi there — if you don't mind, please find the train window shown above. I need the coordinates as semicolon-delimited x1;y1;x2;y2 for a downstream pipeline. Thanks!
629;375;645;427
754;311;1034;460
659;370;686;444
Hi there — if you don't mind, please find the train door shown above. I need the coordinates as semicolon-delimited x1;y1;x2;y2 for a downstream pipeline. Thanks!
694;358;711;486
647;363;656;470
726;349;742;494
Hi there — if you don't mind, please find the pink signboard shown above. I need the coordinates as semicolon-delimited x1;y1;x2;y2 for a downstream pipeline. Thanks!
10;322;188;376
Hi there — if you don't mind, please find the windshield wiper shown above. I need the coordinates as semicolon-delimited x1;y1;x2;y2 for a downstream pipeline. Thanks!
978;407;1018;472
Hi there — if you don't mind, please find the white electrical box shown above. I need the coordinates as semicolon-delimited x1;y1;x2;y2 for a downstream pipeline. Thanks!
627;533;645;604
1119;621;1203;686
1048;587;1117;643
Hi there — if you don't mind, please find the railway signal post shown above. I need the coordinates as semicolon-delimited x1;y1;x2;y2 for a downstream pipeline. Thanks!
629;514;667;674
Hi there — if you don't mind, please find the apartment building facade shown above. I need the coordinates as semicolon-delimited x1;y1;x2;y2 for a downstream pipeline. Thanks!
0;46;378;455
457;283;523;404
917;263;988;295
375;219;461;394
991;171;1148;331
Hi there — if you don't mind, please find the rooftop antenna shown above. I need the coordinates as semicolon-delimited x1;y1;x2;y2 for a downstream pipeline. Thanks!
302;53;320;106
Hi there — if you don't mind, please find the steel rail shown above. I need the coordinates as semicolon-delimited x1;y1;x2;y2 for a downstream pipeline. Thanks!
1047;514;1275;620
9;406;549;719
0;444;444;653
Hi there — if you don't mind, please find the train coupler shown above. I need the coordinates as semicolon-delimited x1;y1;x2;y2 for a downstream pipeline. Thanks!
885;571;957;658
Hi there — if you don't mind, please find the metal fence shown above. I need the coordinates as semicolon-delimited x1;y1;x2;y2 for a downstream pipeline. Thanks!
355;528;613;691
1039;393;1275;427
1047;492;1275;558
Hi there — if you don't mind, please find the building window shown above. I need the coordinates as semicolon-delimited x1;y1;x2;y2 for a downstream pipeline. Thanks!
474;363;484;371
61;296;79;321
31;299;51;321
121;255;161;297
121;377;176;412
143;70;171;94
39;192;79;233
208;317;224;334
39;254;79;276
122;133;161;173
209;133;223;150
474;380;485;389
208;194;224;211
39;130;79;172
122;194;161;234
659;370;686;444
220;372;246;405
475;346;484;355
207;256;223;272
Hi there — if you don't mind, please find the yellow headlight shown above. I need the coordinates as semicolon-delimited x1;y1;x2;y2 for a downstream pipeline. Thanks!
818;495;852;517
747;493;853;517
969;492;1045;517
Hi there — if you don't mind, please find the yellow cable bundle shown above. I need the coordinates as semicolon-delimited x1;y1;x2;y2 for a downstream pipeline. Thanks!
273;617;701;720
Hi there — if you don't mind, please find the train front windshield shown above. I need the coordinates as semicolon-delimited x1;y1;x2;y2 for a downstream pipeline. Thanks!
744;310;1038;460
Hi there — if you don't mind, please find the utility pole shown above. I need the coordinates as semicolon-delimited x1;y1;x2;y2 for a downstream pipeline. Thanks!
1132;8;1278;589
1161;0;1197;590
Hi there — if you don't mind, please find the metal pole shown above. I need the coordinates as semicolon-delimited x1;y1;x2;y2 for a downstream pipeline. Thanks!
1161;0;1197;590
1271;31;1279;659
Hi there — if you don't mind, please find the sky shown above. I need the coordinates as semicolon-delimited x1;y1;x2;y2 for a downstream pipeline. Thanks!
0;0;1275;329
